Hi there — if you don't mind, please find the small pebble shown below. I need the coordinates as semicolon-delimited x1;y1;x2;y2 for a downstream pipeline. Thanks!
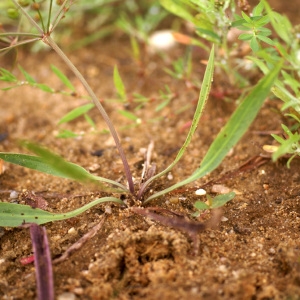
57;292;76;300
88;164;101;172
211;184;231;194
195;189;206;196
148;30;177;52
167;173;173;180
221;216;228;222
219;265;227;272
269;248;276;254
169;197;179;204
9;191;19;199
68;227;77;235
263;184;269;190
105;205;112;214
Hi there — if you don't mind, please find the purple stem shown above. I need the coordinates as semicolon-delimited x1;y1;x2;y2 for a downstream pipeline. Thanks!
30;224;54;300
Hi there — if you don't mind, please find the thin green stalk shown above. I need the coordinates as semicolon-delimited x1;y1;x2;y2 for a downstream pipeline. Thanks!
50;0;70;33
47;0;54;33
33;0;46;32
44;35;134;193
0;38;41;52
0;32;41;38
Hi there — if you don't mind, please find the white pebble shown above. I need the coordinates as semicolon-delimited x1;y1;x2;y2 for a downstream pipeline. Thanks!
167;173;173;180
148;30;177;52
195;189;206;196
9;191;19;199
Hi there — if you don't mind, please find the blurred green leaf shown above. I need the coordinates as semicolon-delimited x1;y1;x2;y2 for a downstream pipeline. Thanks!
58;103;94;124
118;110;139;121
18;65;36;84
113;65;126;100
210;192;236;208
51;65;75;91
194;201;210;210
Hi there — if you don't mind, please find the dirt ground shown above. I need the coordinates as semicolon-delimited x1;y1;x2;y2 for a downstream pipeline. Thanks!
1;1;300;299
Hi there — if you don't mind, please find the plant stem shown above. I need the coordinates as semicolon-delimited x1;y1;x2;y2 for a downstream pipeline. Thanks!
45;35;135;193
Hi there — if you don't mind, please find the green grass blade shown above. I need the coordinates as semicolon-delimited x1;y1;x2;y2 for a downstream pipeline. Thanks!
145;61;282;203
18;65;36;84
113;66;126;100
140;46;214;197
0;197;124;227
51;64;75;91
58;103;94;125
0;143;128;192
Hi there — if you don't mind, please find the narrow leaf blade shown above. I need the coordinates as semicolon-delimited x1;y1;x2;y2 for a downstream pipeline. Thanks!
0;197;124;227
211;192;236;208
141;45;215;198
58;103;94;124
145;61;282;202
18;65;36;84
51;64;75;91
113;66;126;100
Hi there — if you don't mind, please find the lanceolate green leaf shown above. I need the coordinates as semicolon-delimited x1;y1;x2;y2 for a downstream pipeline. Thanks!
18;65;36;84
139;45;214;198
58;103;94;124
0;143;128;192
145;61;282;203
0;197;124;227
51;64;75;91
113;66;126;100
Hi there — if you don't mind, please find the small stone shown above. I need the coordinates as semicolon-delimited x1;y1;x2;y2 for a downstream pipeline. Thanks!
263;184;269;190
269;248;276;254
105;205;112;214
57;292;76;300
211;184;231;194
259;169;266;175
219;265;227;272
195;189;206;196
68;227;77;235
169;197;179;204
9;191;19;199
88;163;101;172
221;216;228;222
167;173;173;180
148;30;177;52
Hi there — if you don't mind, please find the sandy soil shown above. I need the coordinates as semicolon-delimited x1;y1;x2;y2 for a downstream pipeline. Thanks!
0;1;300;299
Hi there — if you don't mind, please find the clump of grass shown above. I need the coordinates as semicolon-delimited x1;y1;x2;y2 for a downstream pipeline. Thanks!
0;0;281;223
0;1;282;298
161;0;300;166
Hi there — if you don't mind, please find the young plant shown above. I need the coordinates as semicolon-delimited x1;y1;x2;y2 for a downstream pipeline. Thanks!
0;0;281;228
232;0;300;166
192;192;236;217
0;48;281;225
1;0;135;193
232;1;274;52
